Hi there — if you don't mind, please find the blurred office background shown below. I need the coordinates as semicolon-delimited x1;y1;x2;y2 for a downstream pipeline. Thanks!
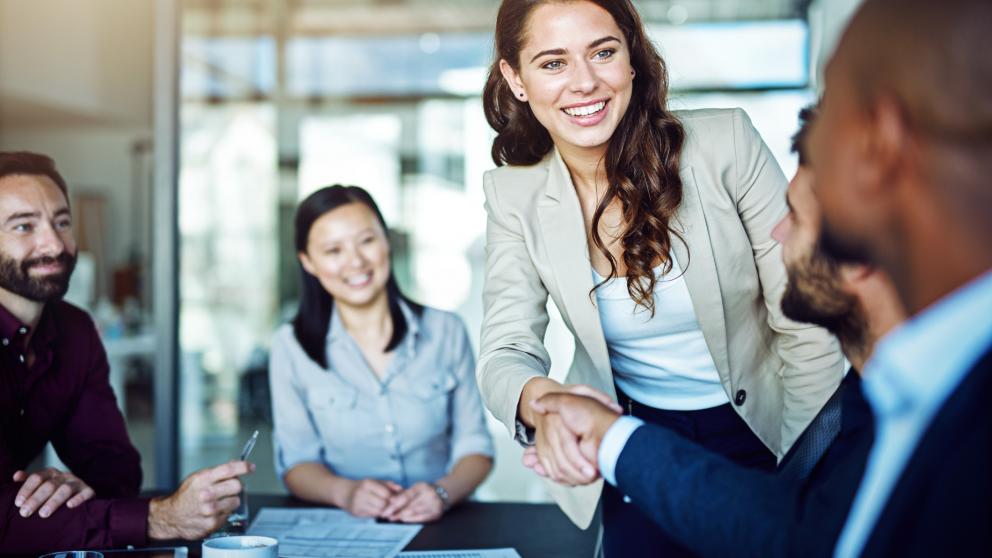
0;0;861;501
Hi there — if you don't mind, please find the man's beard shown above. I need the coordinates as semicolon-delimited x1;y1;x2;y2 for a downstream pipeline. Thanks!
0;251;77;302
781;245;866;351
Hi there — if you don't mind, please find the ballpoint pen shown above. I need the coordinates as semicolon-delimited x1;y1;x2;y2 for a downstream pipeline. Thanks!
240;429;260;462
227;429;260;529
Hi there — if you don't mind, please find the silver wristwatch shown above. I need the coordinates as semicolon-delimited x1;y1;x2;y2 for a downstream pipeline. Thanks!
432;483;450;509
514;418;537;447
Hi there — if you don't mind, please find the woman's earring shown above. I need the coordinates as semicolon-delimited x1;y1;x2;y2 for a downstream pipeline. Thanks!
518;92;525;99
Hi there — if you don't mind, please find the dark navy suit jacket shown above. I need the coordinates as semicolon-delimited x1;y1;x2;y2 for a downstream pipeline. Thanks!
859;346;992;556
613;371;872;558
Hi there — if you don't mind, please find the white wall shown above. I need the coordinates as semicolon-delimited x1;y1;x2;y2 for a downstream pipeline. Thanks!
808;0;865;92
0;0;155;301
0;0;154;126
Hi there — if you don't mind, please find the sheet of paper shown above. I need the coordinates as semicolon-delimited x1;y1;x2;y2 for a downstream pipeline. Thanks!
247;507;422;558
397;550;521;558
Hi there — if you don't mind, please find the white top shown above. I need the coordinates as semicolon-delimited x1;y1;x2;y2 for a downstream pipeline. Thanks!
593;254;728;410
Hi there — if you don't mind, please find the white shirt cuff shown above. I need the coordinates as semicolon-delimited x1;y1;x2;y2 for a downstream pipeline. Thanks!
598;416;645;486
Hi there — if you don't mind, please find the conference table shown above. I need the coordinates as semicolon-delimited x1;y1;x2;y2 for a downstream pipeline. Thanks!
181;494;598;558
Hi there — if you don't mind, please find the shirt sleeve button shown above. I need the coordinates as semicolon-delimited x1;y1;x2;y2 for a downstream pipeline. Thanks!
734;389;747;406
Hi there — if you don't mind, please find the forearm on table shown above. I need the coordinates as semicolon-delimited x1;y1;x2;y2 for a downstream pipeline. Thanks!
0;482;148;551
438;454;493;505
284;463;353;508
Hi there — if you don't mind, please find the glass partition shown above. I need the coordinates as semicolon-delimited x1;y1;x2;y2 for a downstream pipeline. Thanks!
178;4;813;500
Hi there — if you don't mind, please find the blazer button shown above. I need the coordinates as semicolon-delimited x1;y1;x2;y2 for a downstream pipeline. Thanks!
734;389;747;406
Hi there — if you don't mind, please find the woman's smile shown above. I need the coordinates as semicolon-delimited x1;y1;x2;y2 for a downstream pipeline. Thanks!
561;98;610;126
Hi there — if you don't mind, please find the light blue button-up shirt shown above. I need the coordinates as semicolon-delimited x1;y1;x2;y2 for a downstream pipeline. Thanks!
834;269;992;557
269;303;494;487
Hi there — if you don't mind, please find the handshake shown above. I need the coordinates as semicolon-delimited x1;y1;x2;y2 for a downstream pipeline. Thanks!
520;380;625;487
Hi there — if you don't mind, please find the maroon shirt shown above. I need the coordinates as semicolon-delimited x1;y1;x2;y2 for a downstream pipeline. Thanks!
0;300;149;552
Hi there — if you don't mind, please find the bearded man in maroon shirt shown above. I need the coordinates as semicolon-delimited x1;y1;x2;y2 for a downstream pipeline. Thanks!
0;151;254;552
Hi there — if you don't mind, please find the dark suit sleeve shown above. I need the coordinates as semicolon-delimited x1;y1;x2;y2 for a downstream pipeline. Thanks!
0;481;149;552
614;424;800;558
50;316;142;497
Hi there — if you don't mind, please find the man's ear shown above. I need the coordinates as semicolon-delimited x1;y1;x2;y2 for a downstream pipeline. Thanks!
840;262;874;289
499;59;528;101
863;95;910;194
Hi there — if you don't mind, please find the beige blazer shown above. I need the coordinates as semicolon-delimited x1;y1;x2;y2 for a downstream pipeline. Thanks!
477;108;845;528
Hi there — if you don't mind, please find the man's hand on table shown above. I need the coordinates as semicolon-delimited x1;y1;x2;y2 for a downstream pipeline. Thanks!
12;468;95;518
147;460;254;541
522;393;622;482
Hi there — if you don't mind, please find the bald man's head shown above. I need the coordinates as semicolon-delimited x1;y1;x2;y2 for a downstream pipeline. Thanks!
840;0;991;147
810;0;992;312
829;0;992;203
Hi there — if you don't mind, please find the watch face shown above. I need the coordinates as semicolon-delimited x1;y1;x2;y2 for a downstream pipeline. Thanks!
433;483;450;504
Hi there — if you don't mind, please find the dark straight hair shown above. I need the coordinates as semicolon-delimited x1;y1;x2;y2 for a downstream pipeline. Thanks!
292;185;423;368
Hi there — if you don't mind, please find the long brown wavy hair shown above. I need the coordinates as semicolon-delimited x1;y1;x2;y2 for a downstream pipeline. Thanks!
483;0;687;315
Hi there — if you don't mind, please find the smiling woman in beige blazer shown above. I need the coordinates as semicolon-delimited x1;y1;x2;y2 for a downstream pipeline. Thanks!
477;1;844;555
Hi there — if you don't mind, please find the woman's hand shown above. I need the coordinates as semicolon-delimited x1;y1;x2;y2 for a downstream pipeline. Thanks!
13;468;95;518
520;381;622;486
342;479;402;518
381;482;445;523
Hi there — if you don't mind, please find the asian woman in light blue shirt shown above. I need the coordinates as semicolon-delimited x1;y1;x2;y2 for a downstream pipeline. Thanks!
269;185;494;523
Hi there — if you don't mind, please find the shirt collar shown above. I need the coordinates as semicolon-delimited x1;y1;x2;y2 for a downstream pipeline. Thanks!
863;268;992;418
327;299;421;357
0;302;27;343
0;301;57;350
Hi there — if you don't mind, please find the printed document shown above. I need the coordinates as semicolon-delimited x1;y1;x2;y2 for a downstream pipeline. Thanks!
398;550;521;558
248;507;421;558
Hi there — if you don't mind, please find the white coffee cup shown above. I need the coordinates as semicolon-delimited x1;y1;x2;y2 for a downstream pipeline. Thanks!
201;535;278;558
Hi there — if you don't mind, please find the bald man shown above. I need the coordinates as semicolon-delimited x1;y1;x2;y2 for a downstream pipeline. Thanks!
810;0;992;555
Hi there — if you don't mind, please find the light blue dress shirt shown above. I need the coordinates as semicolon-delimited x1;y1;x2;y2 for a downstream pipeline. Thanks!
834;269;992;557
269;302;494;487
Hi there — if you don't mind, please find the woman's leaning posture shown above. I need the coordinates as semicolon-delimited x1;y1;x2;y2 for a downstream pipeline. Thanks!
477;1;844;554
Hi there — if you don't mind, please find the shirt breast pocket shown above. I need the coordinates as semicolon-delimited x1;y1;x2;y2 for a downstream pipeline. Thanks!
305;383;362;455
405;371;458;443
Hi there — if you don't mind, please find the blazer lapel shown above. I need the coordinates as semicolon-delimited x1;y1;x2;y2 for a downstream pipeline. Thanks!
672;166;731;376
536;150;612;378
